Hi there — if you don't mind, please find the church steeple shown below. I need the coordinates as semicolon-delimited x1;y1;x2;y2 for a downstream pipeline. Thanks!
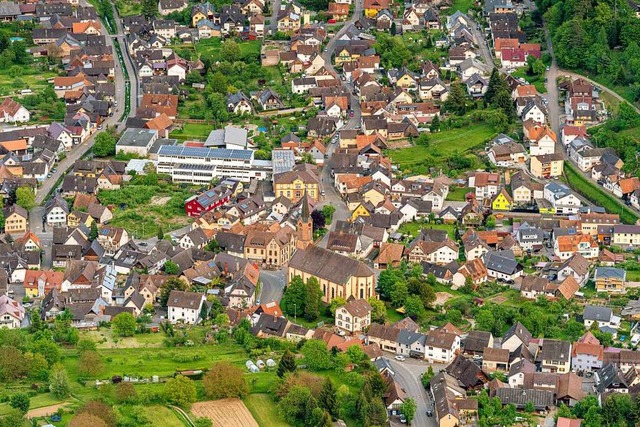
296;190;313;250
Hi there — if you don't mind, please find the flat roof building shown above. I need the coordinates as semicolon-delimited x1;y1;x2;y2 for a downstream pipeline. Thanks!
115;129;158;156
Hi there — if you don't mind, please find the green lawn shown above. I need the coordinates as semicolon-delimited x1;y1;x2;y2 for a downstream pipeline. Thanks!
564;162;640;224
144;406;188;427
385;306;406;324
114;0;141;16
511;69;546;94
398;221;457;240
447;187;472;201
627;270;640;282
387;123;497;168
447;0;475;14
244;394;288;427
170;122;214;141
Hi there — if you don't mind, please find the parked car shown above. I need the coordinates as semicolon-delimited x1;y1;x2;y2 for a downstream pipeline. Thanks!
395;355;405;361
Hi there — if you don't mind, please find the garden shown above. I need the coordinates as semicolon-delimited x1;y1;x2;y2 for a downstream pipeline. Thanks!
96;173;197;239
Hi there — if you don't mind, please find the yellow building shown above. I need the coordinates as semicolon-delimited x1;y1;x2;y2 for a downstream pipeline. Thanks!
4;205;28;233
350;203;371;222
273;168;319;203
491;188;513;211
67;211;94;228
243;225;297;268
594;267;626;293
288;246;376;303
530;154;564;179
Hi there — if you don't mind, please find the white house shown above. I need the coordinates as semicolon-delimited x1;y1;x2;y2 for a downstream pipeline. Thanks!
335;299;372;333
45;195;69;227
544;182;581;214
0;295;25;329
167;289;205;324
424;330;461;364
0;98;30;123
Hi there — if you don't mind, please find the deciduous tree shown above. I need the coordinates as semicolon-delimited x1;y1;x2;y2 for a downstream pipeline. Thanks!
318;378;339;420
203;362;249;399
164;375;197;408
301;339;332;371
49;363;70;398
112;312;136;337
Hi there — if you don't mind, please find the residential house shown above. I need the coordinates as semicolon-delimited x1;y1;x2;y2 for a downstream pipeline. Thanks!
594;267;626;293
167;289;205;324
335;299;372;333
530;153;564;179
540;339;572;373
0;295;24;329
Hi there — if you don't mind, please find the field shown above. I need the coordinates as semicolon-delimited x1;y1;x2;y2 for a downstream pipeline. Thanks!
192;400;259;427
387;123;497;168
448;0;476;14
244;394;288;427
564;162;640;224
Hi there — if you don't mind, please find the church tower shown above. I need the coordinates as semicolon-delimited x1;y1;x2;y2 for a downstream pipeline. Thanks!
296;192;313;250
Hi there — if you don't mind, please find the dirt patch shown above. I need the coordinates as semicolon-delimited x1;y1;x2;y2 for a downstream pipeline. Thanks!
26;404;68;419
150;196;171;206
490;295;508;304
434;292;453;306
387;139;412;149
191;399;259;427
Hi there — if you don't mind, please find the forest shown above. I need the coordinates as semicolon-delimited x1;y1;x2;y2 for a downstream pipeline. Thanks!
538;0;640;100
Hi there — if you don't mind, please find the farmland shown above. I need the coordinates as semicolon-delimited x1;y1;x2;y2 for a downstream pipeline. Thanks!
191;399;259;427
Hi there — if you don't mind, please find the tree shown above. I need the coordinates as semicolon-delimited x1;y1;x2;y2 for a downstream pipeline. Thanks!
164;375;197;408
92;131;117;157
444;83;467;115
157;226;164;240
416;132;429;146
112;312;136;337
368;298;386;323
329;296;347;316
485;214;497;228
221;41;242;62
115;382;137;404
318;378;339;420
194;418;213;427
9;393;29;414
492;89;516;120
281;275;306;318
15;186;35;210
49;363;70;398
377;267;405;301
321;205;336;225
485;68;508;105
301;339;332;371
304;277;322;321
164;260;180;275
401;398;417;425
203;362;249;399
159;277;188;308
391;22;397;35
532;58;546;75
278;386;317;425
78;350;104;377
89;222;98;241
430;114;440;132
141;0;157;17
208;71;228;95
404;295;426;320
390;281;409;307
76;400;116;427
277;349;297;378
311;210;326;230
29;308;42;333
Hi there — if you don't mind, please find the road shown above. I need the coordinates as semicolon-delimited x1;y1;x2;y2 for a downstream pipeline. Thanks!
34;2;128;205
387;357;437;427
468;15;495;70
111;3;140;115
269;0;282;35
257;268;286;304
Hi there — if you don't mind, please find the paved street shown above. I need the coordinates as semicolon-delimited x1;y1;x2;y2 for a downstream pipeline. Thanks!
112;4;140;116
257;268;287;304
34;2;128;205
269;0;282;35
387;357;437;427
469;16;495;70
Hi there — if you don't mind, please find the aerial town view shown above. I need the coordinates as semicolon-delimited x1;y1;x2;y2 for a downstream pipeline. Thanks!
2;0;640;425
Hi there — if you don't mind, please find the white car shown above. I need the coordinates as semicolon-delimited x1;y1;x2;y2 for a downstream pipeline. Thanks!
395;355;406;361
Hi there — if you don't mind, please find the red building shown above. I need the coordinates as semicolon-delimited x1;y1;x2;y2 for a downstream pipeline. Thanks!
184;181;239;217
